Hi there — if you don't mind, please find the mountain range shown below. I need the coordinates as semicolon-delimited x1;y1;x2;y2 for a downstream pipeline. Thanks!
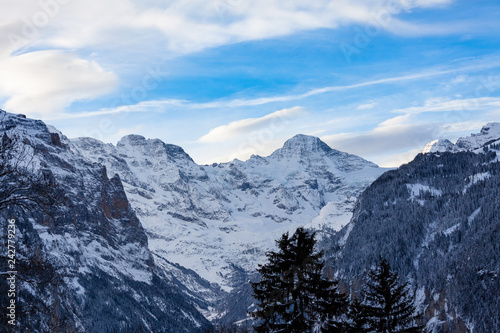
1;109;499;332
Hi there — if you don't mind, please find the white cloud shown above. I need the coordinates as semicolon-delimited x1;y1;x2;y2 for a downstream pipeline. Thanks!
441;120;493;134
198;106;305;143
321;115;441;158
0;0;461;59
0;50;118;116
356;102;378;110
411;0;453;7
43;99;186;120
451;75;468;84
129;0;449;54
377;148;422;168
0;0;486;117
319;110;500;167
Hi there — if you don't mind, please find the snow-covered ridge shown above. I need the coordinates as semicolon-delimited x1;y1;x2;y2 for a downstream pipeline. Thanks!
422;122;500;154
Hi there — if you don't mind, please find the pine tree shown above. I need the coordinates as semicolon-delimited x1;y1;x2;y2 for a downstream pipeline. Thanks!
250;227;347;333
361;257;423;333
347;297;370;333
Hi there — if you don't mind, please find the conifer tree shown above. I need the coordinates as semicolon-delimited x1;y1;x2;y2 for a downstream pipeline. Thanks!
361;257;423;333
347;297;370;333
250;227;347;333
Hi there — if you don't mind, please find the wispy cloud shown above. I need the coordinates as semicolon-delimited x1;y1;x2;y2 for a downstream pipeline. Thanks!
0;0;458;59
321;117;441;159
392;97;500;114
320;110;500;167
198;107;305;143
43;59;500;121
191;60;500;109
356;102;378;110
43;99;186;120
320;124;431;163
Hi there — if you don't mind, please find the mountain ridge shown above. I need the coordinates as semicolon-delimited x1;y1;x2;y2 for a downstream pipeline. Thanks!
422;122;500;154
71;128;386;300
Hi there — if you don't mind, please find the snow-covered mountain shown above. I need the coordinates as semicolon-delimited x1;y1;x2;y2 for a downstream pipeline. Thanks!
330;123;500;333
0;110;211;332
422;138;456;153
72;133;386;298
3;109;499;332
422;123;500;153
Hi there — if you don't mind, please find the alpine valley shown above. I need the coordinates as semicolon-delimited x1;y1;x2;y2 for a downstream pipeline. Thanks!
1;109;498;332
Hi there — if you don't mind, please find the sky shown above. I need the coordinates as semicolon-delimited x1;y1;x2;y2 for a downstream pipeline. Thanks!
1;0;500;167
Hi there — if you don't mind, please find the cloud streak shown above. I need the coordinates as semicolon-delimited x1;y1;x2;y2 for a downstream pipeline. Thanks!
198;106;305;143
392;97;500;114
48;58;500;121
190;60;500;109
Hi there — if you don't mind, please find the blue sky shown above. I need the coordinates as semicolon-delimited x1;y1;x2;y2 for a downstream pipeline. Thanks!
1;0;500;166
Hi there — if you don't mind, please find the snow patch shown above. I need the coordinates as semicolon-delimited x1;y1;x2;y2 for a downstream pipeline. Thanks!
415;286;426;311
406;184;442;205
444;224;460;236
468;207;481;225
463;172;491;194
426;316;446;333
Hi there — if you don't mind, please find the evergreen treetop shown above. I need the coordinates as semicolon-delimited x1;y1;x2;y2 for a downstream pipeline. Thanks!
250;227;347;333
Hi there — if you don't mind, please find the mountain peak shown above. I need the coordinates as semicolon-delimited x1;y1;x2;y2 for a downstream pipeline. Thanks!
268;134;378;171
422;139;456;154
117;134;194;163
455;122;500;151
117;134;147;147
278;134;332;155
479;122;500;136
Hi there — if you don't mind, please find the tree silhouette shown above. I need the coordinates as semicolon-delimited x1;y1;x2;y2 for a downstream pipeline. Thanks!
360;257;423;333
250;227;347;332
347;297;370;333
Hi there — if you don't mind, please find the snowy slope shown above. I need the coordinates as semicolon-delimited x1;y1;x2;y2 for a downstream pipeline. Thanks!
72;133;386;292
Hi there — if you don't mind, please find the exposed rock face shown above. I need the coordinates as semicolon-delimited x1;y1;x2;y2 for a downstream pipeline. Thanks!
0;110;211;332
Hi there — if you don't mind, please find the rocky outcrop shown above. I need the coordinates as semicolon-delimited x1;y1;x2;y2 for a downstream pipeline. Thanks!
0;110;211;332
